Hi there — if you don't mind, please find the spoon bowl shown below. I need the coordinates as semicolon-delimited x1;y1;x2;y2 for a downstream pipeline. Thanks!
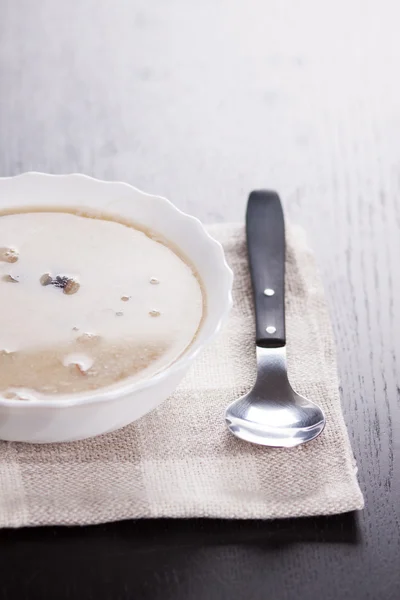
225;347;326;447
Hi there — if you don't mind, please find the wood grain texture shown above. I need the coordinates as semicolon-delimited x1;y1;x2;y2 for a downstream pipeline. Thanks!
1;0;400;599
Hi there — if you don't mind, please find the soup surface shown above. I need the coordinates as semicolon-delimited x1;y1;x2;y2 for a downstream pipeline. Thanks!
0;210;203;399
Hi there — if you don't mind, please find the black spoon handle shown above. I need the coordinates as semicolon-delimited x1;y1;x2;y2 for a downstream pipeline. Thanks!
246;190;286;348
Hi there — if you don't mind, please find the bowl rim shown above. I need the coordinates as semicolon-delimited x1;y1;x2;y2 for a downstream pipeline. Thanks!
0;172;233;408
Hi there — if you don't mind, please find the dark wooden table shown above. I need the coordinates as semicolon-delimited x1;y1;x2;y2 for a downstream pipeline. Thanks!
1;1;400;599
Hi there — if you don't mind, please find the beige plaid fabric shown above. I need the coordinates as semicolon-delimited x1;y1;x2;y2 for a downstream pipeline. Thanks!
0;223;363;527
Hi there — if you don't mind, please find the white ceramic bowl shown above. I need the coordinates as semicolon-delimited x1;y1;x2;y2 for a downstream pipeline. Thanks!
0;173;233;443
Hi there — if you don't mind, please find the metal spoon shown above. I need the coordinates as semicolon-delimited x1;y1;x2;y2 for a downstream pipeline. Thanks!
225;190;326;447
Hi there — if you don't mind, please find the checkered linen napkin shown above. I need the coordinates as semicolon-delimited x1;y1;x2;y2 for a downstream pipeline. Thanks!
0;223;363;527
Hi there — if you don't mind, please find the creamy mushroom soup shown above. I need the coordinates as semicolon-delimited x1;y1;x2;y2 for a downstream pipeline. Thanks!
0;209;204;399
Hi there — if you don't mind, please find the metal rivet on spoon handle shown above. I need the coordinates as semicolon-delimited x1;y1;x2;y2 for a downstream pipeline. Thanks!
225;190;326;447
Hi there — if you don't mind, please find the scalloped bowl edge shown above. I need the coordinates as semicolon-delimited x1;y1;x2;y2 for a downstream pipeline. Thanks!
0;173;233;442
